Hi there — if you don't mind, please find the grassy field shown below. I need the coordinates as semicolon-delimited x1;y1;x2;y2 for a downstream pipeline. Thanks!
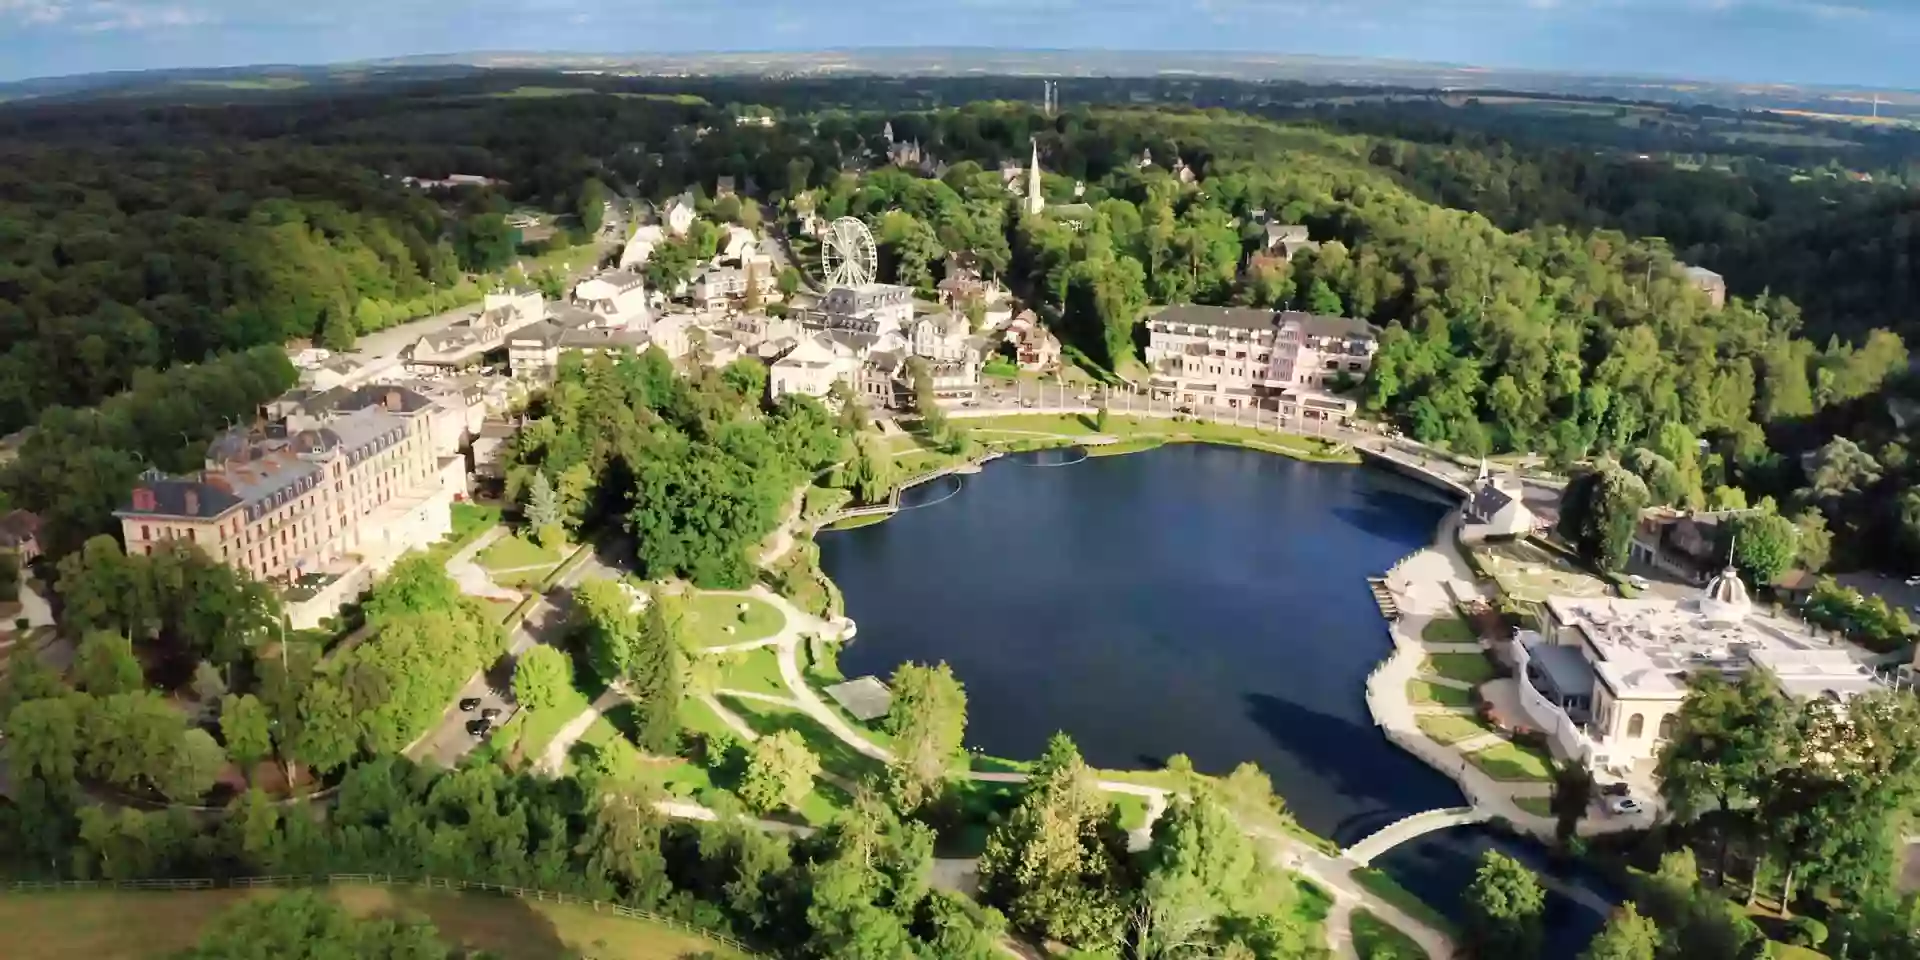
1420;653;1497;686
1414;712;1497;745
181;77;309;91
682;593;784;649
1406;680;1474;708
1514;796;1555;817
959;413;1355;463
1352;907;1430;959
0;886;745;960
1420;617;1477;644
479;534;562;572
722;697;887;787
1465;740;1555;781
713;647;790;698
1350;868;1459;938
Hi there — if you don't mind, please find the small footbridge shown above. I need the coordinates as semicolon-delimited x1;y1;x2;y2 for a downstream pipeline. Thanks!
1344;806;1491;866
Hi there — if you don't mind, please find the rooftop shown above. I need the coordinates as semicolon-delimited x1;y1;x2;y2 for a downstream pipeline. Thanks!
1546;592;1881;701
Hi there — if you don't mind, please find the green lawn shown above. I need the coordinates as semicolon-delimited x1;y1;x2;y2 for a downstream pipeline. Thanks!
1465;740;1555;782
509;685;593;765
1414;712;1497;745
957;413;1354;462
1420;653;1497;686
1406;680;1474;708
0;886;746;960
1350;869;1459;938
1420;617;1478;644
1352;907;1430;959
1514;796;1555;817
713;647;790;699
722;697;887;789
824;513;893;531
1111;793;1150;832
479;534;562;572
682;593;784;649
801;485;852;521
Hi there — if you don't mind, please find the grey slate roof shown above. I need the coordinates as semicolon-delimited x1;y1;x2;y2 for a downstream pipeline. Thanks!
1278;311;1378;341
1527;641;1597;699
1153;305;1278;331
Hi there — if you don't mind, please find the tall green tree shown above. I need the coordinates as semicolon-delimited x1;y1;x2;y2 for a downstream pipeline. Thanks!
1462;850;1545;959
73;631;143;696
512;643;572;712
884;661;968;813
218;694;274;783
740;729;820;814
1582;903;1660;960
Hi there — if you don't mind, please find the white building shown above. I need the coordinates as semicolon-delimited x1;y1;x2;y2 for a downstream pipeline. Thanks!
403;290;547;370
1143;306;1377;419
1464;462;1536;539
664;192;696;236
769;334;863;402
620;225;666;269
1513;572;1884;775
574;270;651;326
808;284;916;337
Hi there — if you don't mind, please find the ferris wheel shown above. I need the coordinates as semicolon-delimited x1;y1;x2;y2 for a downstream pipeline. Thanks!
822;216;878;288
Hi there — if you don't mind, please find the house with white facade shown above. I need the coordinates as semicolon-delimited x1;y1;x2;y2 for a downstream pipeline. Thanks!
620;225;666;269
1512;572;1883;776
769;334;863;402
663;192;697;236
573;270;651;326
403;290;547;370
1463;462;1536;539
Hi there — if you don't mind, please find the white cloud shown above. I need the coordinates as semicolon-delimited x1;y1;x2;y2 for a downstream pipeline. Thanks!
1;0;210;29
0;0;71;24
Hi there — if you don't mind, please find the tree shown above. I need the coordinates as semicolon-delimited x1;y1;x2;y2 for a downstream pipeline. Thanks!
1791;508;1833;572
1462;850;1545;959
740;729;820;814
157;728;227;802
219;694;274;783
1727;507;1799;586
1305;278;1343;316
290;680;360;775
907;357;948;442
629;592;685;754
1558;461;1650;571
80;691;186;794
1550;762;1595;846
778;266;802;298
1656;673;1794;881
5;694;84;788
885;661;967;812
978;733;1128;949
182;891;450;960
847;431;895;505
577;579;645;684
1582;903;1660;960
73;631;143;696
512;644;572;712
524;470;560;531
743;262;763;312
1134;788;1315;958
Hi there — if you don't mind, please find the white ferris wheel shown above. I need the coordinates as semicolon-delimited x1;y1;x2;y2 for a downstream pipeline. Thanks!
821;216;878;288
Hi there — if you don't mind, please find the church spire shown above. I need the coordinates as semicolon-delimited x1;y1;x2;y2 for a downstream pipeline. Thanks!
1026;137;1044;217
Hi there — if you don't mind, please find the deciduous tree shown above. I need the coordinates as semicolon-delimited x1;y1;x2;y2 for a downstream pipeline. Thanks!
512;644;572;712
1462;850;1545;959
884;661;967;812
740;729;820;814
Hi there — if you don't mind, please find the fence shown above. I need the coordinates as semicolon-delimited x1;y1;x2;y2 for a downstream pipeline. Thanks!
4;873;764;956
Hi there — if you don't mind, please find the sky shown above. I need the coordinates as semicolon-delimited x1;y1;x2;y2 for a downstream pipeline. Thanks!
2;0;1918;88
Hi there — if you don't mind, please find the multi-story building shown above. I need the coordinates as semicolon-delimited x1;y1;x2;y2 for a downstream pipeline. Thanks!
1513;572;1882;776
1143;306;1378;420
691;259;778;309
403;289;546;370
802;284;916;337
116;386;463;626
574;270;651;326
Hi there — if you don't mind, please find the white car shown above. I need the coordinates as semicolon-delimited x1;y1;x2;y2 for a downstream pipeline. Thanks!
1626;575;1651;590
1905;576;1920;587
1606;796;1644;816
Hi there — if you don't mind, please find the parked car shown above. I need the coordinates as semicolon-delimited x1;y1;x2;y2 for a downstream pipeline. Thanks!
1606;796;1644;815
1626;575;1651;590
1598;780;1631;797
1905;575;1920;586
465;719;492;737
459;697;481;712
480;708;502;721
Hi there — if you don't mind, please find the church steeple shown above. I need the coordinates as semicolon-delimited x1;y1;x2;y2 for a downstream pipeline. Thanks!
1026;137;1044;217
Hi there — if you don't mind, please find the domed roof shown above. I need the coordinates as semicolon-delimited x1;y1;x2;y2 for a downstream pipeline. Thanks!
1699;566;1752;622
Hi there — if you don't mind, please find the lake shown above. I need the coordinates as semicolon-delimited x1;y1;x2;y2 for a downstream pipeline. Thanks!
819;442;1615;953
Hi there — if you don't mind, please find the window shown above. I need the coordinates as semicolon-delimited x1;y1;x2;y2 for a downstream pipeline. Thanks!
1626;714;1645;738
1657;714;1676;740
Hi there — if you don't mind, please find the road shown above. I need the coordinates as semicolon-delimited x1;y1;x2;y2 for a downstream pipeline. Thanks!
409;538;633;768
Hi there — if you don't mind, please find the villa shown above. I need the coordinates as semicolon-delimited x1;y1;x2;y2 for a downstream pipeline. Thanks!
1512;569;1883;776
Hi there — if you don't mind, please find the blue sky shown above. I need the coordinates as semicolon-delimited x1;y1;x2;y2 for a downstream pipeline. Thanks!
2;0;1917;88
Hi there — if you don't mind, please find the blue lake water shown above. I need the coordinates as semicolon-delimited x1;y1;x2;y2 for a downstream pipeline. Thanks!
819;443;1616;954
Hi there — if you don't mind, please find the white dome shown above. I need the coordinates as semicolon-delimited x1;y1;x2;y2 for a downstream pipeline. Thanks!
1699;566;1752;622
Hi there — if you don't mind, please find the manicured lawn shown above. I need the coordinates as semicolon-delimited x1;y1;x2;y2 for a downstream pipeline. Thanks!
1084;437;1167;458
1414;712;1497;745
1111;792;1149;832
479;534;562;572
0;886;746;960
511;685;593;764
682;593;784;649
1352;907;1430;959
450;502;502;543
800;485;851;521
713;647;790;699
1350;868;1459;938
958;413;1354;462
1420;653;1497;686
1514;796;1555;817
679;695;736;743
1420;616;1478;644
1465;740;1555;782
722;697;887;789
1406;680;1474;707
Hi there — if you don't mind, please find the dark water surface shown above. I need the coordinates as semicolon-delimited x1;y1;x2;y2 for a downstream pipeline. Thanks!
819;443;1615;953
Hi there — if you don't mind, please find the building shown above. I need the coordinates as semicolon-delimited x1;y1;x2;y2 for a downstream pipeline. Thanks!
1680;264;1727;309
620;225;666;269
769;334;864;402
1513;571;1883;775
804;284;916;337
908;311;975;363
1143;306;1378;419
1628;509;1751;584
1464;462;1536;539
663;192;697;236
116;387;463;626
691;258;778;310
1262;224;1319;262
720;227;758;264
507;303;684;381
1025;138;1045;217
0;510;41;565
402;290;545;370
1006;312;1061;371
573;270;650;326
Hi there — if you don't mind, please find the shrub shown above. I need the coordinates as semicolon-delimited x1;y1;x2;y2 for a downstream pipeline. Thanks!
1786;917;1828;948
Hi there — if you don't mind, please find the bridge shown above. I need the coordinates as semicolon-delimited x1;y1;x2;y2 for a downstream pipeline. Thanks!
1344;806;1492;865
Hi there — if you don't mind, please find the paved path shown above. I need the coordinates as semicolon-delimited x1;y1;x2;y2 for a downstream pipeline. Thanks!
540;686;627;774
713;689;803;708
701;693;760;742
446;525;521;602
